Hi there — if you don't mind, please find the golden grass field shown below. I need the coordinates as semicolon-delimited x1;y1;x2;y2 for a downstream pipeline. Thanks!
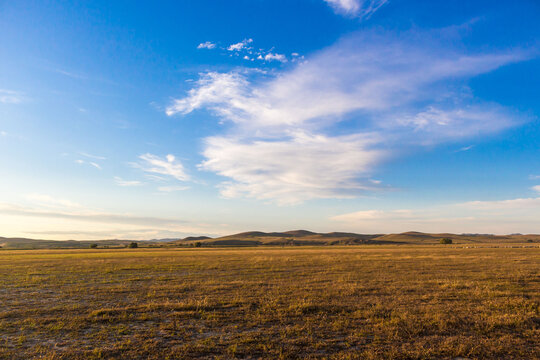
0;245;538;359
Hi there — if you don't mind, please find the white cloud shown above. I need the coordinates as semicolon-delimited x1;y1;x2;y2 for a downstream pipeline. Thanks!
264;53;287;62
228;38;253;51
0;197;231;240
54;68;87;79
114;176;142;187
0;203;190;236
75;158;102;170
197;41;216;49
136;153;189;181
331;195;540;234
24;193;82;210
79;152;106;160
168;31;526;132
391;105;517;144
166;72;249;117
324;0;388;19
144;174;168;182
0;89;24;104
455;145;474;152
197;38;292;65
332;209;416;222
459;197;540;210
529;175;540;180
533;185;540;194
89;162;102;170
167;28;532;204
200;132;385;204
157;185;190;192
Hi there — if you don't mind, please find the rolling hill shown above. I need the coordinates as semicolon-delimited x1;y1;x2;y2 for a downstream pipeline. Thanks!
1;231;539;249
0;237;152;249
168;230;540;246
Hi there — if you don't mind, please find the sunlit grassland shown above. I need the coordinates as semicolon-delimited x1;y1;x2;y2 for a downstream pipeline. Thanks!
0;246;538;359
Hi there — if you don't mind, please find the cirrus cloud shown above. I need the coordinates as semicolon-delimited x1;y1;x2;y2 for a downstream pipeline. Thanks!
324;0;388;19
135;153;189;181
0;89;24;104
167;28;533;205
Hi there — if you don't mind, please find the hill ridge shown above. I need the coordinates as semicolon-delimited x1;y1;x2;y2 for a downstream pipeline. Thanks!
2;231;539;249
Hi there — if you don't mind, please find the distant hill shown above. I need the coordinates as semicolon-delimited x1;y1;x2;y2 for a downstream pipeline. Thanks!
172;230;407;246
182;236;212;241
1;231;539;249
0;237;152;249
169;230;540;246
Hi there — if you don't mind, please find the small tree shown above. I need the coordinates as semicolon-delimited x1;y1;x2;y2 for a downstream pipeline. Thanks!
90;243;98;249
128;242;138;248
440;238;452;244
194;242;202;247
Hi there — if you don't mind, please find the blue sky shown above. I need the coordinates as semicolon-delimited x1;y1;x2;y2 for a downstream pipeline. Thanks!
1;0;540;239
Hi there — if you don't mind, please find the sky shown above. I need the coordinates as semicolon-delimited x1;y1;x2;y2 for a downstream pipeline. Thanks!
1;0;540;239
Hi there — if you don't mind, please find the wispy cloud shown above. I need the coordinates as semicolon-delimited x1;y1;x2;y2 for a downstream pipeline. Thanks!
79;152;106;160
136;153;189;181
157;185;190;192
166;28;532;204
332;193;540;234
0;203;187;228
533;185;540;194
324;0;388;19
332;209;417;222
75;159;102;170
114;176;143;187
0;89;24;104
0;196;231;240
459;197;540;210
455;145;474;152
24;193;82;210
54;68;87;79
197;41;216;50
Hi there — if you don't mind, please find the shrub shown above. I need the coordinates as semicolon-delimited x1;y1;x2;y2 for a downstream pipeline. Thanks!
440;238;452;244
128;242;138;248
194;242;202;247
90;243;98;249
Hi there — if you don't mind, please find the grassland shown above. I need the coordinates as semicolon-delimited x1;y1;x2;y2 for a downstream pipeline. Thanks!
0;245;538;359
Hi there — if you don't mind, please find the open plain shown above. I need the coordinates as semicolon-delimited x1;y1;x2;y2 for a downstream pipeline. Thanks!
0;245;538;359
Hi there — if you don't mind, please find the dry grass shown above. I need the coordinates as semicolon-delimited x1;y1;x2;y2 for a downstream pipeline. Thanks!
0;245;538;359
